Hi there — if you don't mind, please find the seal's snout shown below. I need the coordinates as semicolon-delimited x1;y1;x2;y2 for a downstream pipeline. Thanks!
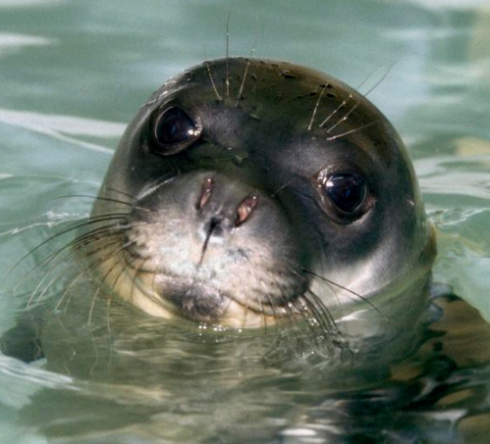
116;169;307;323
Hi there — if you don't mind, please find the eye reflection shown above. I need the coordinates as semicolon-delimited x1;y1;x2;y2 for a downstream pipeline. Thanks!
320;172;367;213
152;107;202;154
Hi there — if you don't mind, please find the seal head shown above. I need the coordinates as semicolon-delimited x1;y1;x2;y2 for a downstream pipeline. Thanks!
90;58;435;344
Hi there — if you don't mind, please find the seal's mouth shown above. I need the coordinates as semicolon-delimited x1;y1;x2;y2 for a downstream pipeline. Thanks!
116;238;308;326
91;244;305;329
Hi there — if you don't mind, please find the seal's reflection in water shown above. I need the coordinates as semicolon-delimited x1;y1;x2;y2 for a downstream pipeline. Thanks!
3;57;490;443
14;280;490;444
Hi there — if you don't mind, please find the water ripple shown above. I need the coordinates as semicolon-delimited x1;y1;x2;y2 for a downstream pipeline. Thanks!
0;108;124;154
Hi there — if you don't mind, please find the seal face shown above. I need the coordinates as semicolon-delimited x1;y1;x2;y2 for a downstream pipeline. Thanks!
89;58;435;344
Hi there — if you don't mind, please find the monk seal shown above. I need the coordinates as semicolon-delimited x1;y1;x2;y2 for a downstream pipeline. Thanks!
0;57;436;363
5;57;490;444
77;57;436;356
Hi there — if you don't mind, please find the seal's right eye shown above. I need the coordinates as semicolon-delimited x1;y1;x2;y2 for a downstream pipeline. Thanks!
152;107;202;155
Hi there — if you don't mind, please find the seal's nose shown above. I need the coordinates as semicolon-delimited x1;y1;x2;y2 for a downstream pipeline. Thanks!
196;175;259;234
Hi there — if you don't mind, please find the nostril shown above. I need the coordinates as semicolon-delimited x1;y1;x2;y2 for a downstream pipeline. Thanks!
197;176;214;210
235;194;258;227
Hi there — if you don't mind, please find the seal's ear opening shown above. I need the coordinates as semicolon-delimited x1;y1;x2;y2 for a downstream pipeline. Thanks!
151;106;203;156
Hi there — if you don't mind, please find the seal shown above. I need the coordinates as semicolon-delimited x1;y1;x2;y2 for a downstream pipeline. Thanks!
83;57;436;352
4;57;490;444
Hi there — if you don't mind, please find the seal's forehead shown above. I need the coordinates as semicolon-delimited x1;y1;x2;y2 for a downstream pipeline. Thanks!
145;58;403;167
169;58;343;101
148;58;370;132
151;58;387;130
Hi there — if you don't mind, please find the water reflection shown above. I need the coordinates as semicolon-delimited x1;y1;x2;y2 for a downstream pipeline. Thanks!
2;284;489;443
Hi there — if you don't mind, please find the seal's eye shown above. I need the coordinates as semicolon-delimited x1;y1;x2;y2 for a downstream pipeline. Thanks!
152;107;202;155
318;172;368;215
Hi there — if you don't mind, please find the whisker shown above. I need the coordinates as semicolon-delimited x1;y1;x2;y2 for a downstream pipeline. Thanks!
13;221;126;292
290;297;332;349
235;35;258;105
150;255;161;307
33;236;122;309
225;12;231;99
26;220;126;306
106;297;113;332
259;300;268;334
102;186;138;201
308;83;328;131
325;100;361;134
87;252;126;325
205;61;223;102
319;91;353;129
21;230;120;303
52;194;146;211
60;236;138;315
27;267;64;308
89;332;101;379
291;298;318;333
136;175;177;202
6;214;128;285
239;297;249;331
260;264;326;332
303;269;386;320
54;268;87;311
326;121;380;142
325;64;396;134
318;69;377;130
107;253;129;303
130;257;150;306
88;256;123;325
257;277;301;343
270;176;299;198
362;60;399;98
301;290;338;338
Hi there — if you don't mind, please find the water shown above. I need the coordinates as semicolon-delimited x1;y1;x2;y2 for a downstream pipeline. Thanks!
0;0;489;443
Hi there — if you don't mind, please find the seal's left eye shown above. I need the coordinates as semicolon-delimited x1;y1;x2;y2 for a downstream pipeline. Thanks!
318;172;368;216
324;173;366;213
152;107;201;155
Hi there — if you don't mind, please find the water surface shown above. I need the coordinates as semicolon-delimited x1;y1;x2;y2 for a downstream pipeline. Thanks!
1;1;489;443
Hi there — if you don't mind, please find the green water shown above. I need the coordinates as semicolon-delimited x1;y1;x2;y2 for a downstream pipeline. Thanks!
0;0;489;443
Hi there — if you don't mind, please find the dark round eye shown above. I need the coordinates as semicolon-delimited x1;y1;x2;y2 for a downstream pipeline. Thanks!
321;173;367;213
153;107;201;155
